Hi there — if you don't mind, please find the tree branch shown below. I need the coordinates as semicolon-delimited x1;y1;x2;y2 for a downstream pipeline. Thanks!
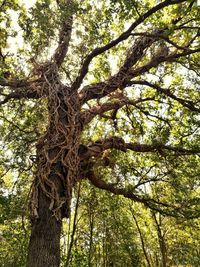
80;47;200;103
0;78;31;88
128;80;200;112
78;137;200;161
81;96;154;125
86;170;191;217
0;90;39;105
72;0;187;91
0;0;6;12
52;0;73;67
130;32;193;51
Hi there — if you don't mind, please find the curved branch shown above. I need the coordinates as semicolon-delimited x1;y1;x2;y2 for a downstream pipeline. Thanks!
72;0;187;91
81;97;154;125
86;170;195;217
0;90;39;105
128;80;200;112
80;47;200;103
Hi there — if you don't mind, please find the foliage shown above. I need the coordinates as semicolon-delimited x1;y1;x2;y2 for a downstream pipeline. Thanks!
0;0;200;266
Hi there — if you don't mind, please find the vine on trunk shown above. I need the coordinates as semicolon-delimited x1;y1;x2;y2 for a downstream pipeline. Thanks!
29;62;81;221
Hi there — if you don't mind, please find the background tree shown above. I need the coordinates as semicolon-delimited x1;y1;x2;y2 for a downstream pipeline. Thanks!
0;0;200;266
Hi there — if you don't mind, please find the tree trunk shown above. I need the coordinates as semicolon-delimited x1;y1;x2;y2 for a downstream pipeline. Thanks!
27;185;62;267
152;213;167;267
65;182;81;267
130;208;151;267
27;160;70;267
27;82;81;267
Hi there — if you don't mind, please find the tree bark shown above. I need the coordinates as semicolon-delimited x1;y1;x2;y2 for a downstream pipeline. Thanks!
27;185;62;267
27;81;81;267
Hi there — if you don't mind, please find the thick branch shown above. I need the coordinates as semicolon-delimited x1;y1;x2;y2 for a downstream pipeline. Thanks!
79;137;200;161
52;0;73;67
0;78;31;88
72;0;187;91
80;48;200;103
81;97;154;125
0;90;39;105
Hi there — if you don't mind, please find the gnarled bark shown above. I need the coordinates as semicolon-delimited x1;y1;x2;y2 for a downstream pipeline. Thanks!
27;63;81;266
27;177;63;267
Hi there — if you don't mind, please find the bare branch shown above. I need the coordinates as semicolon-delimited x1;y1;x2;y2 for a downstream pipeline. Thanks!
72;0;188;91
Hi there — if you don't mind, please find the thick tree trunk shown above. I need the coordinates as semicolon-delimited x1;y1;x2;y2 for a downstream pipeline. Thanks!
27;185;62;267
27;159;70;267
26;78;81;266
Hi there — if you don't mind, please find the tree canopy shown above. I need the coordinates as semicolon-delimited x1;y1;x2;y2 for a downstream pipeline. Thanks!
0;0;200;266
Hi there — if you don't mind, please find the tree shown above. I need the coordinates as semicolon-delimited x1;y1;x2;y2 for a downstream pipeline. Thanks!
0;0;200;266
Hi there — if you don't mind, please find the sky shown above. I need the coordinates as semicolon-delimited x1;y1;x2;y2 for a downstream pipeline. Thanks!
20;0;36;8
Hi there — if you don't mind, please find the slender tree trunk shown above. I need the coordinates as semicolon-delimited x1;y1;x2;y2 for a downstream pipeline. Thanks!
65;182;81;267
152;213;167;267
88;212;94;267
130;208;151;267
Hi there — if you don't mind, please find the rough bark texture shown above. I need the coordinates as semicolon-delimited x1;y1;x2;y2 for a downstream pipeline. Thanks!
27;63;81;267
13;1;198;265
27;183;62;267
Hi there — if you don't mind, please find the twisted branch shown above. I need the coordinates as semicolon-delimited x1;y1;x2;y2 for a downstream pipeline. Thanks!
72;0;188;91
80;47;200;103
